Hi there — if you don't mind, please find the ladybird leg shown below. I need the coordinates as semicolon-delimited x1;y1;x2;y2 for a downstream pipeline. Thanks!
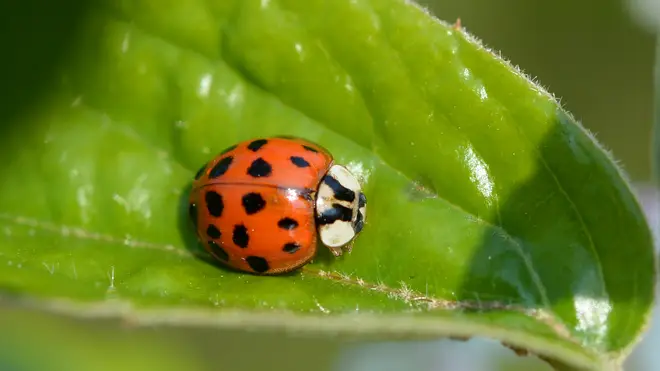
327;244;344;257
343;241;354;253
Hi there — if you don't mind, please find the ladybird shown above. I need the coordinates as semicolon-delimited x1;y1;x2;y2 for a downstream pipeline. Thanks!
188;137;367;275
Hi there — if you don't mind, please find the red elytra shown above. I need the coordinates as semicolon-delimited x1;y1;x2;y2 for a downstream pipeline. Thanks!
188;137;335;275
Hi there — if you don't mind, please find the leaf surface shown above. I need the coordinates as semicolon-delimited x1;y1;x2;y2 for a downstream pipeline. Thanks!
0;1;655;370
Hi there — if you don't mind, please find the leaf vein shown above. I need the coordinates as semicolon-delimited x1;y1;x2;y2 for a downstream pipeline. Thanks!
0;212;198;259
302;267;575;343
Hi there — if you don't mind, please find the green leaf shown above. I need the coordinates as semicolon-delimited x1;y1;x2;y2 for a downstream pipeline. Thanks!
0;0;655;370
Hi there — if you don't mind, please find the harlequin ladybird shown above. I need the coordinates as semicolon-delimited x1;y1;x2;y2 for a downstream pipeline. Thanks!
188;137;367;275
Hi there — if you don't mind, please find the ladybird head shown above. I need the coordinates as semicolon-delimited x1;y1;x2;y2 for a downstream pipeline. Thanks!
315;164;367;256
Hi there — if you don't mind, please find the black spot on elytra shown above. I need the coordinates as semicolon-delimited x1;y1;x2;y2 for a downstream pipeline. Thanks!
208;241;229;262
323;175;356;202
246;256;270;273
247;139;268;152
302;145;318;153
278;217;298;230
194;164;206;180
353;210;364;234
205;191;224;217
358;192;367;208
220;144;237;155
189;203;197;227
282;242;301;253
247;158;272;178
209;156;233;178
242;192;266;215
290;156;310;168
233;224;249;248
317;204;353;225
206;224;221;239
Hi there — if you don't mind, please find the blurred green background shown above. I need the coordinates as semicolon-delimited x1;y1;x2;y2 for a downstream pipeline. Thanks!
0;0;657;370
